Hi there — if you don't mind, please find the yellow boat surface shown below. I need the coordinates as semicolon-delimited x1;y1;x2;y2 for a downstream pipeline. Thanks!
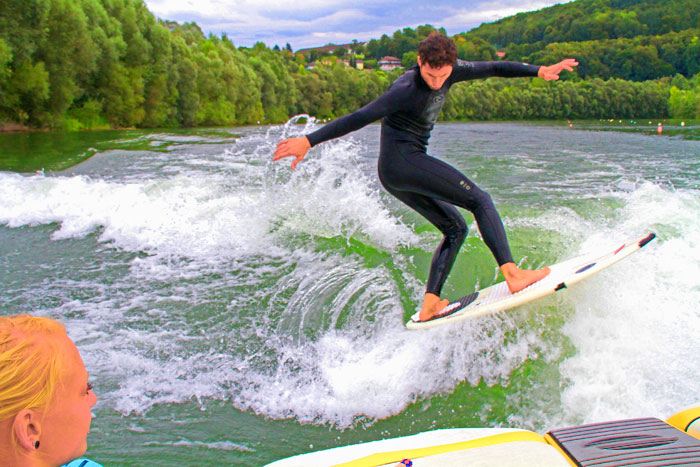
267;405;700;467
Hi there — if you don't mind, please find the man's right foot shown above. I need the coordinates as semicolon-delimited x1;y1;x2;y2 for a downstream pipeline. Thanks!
417;293;451;322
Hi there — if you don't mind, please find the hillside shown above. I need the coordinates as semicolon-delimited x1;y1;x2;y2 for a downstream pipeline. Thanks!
459;0;700;81
466;0;700;46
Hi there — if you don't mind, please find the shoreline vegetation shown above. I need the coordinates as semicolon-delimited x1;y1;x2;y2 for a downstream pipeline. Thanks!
1;0;699;133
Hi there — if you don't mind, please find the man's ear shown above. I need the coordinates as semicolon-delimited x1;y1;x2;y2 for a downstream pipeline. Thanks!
12;409;42;452
417;55;422;67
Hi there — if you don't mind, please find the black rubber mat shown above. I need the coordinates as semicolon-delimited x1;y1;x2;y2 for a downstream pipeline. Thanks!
547;417;700;466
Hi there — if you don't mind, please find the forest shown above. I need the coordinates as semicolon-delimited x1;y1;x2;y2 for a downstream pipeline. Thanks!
0;0;698;131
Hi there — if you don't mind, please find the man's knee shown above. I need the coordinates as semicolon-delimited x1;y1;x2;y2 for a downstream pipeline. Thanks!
468;186;495;212
446;216;468;244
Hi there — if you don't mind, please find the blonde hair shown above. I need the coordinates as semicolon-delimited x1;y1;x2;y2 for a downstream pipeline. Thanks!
0;315;68;422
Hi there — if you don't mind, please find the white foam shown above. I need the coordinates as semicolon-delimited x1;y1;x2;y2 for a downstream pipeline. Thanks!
0;123;424;425
555;183;700;425
0;124;414;260
143;440;254;452
229;315;540;428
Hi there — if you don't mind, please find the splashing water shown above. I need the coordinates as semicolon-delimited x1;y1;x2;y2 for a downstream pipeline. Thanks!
1;122;698;440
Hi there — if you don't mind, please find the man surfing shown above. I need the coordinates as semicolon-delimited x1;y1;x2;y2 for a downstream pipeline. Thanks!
273;34;578;322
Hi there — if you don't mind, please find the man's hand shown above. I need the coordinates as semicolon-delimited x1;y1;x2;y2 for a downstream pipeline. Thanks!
538;58;579;81
273;136;311;170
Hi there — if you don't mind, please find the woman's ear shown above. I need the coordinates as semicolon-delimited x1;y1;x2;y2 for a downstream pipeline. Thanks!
12;409;42;452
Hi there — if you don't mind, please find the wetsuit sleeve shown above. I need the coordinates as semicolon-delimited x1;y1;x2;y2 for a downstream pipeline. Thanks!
450;60;540;82
305;78;411;147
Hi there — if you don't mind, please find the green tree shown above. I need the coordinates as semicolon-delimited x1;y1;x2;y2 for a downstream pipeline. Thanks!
0;39;14;120
401;51;417;68
669;85;699;118
39;0;98;125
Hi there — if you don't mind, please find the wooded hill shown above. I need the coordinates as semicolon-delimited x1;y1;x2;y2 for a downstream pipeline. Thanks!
463;0;700;81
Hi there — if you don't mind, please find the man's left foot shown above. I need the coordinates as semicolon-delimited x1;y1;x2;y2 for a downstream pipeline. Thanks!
501;263;551;294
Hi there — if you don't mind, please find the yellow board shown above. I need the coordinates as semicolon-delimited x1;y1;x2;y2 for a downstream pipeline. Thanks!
331;431;545;467
667;405;700;440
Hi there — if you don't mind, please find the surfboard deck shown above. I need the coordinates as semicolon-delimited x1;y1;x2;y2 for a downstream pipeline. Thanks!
405;233;656;330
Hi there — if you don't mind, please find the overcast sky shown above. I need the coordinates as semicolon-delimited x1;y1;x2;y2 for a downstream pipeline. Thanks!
142;0;570;50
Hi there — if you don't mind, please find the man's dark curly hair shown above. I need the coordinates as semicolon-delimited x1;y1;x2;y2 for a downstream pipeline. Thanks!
417;34;457;68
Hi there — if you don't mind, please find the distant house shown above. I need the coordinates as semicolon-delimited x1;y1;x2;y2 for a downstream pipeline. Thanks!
378;56;402;71
342;58;364;70
496;51;506;58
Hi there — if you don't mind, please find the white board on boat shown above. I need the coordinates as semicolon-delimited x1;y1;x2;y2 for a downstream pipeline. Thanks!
406;233;656;330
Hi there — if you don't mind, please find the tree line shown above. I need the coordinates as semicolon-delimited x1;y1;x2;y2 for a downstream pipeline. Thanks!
444;76;677;120
0;0;698;132
0;0;399;130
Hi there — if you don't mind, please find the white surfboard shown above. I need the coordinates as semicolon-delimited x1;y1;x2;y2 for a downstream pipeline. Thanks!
406;233;656;330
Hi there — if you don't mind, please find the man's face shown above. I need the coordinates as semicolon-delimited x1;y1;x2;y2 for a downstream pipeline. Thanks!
417;57;453;90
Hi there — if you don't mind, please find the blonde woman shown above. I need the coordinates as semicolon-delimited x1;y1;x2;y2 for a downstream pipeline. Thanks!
0;315;101;467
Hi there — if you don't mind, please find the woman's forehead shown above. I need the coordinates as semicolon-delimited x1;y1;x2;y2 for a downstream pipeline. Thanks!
58;336;88;381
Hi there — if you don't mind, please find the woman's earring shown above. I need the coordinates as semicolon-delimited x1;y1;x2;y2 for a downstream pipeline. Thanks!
34;440;40;449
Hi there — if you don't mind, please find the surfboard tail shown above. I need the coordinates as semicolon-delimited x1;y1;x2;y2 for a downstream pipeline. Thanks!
409;292;480;324
639;232;656;248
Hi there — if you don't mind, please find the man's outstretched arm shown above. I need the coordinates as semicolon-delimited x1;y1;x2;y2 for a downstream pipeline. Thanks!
452;58;578;81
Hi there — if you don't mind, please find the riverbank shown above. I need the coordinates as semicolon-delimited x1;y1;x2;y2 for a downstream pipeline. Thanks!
0;121;32;133
1;117;696;138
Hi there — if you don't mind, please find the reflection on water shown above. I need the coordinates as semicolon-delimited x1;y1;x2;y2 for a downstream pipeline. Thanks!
0;127;244;173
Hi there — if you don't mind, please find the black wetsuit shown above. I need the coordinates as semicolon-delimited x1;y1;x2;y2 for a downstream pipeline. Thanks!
306;60;541;296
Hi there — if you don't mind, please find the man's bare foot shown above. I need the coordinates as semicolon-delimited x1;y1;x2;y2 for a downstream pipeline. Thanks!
500;262;551;294
418;293;450;321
